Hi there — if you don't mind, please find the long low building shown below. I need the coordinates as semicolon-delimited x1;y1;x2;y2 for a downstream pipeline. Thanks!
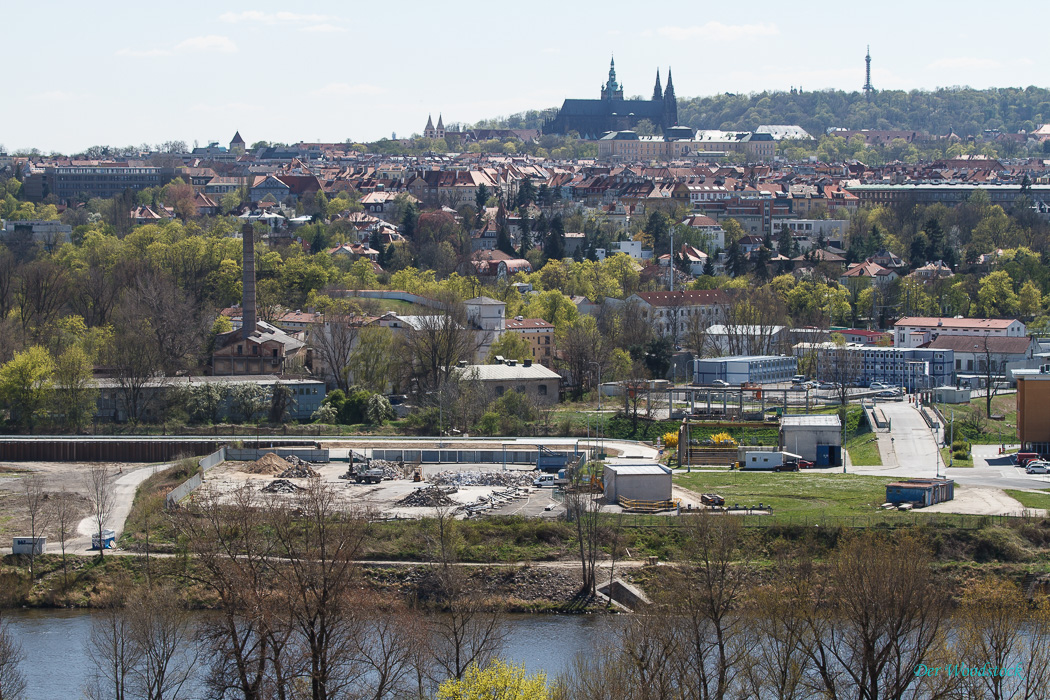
693;355;797;386
886;479;954;507
92;375;325;423
453;360;561;405
795;343;954;390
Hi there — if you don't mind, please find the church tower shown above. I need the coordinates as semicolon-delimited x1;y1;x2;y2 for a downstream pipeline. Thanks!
436;114;445;139
424;114;436;139
663;68;678;126
600;56;623;101
652;69;663;101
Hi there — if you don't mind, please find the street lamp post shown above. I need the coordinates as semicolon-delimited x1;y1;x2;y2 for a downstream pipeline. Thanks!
589;361;602;458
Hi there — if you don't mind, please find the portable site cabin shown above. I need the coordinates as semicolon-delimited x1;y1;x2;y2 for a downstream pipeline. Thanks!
92;529;116;550
11;537;45;555
603;464;672;504
885;479;954;507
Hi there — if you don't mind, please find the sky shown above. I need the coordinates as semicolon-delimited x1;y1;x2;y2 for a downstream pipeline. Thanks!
5;1;1050;154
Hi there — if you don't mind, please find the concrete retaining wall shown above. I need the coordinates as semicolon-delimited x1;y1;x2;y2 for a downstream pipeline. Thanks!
165;446;227;507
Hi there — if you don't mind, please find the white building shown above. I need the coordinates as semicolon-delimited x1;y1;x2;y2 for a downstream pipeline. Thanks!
681;214;725;251
603;464;672;505
893;317;1026;348
627;290;729;343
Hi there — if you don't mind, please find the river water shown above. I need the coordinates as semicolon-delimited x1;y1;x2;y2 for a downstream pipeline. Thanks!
7;609;608;699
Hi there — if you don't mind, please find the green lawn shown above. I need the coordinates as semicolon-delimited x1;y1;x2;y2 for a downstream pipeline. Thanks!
1004;489;1050;511
940;446;973;468
846;433;882;467
675;471;896;518
937;394;1018;445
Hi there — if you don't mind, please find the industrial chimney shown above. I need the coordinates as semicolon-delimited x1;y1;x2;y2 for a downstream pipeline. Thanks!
241;223;257;339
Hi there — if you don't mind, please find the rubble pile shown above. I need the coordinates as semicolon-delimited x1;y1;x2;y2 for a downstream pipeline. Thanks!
338;459;403;481
429;470;535;488
277;464;320;479
261;479;301;494
245;453;291;475
395;486;458;508
284;454;312;467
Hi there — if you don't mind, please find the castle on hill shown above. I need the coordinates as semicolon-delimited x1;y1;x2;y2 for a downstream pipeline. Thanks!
543;58;679;138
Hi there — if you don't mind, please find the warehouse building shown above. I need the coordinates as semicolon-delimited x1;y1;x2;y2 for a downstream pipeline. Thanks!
603;464;672;505
779;414;842;465
693;355;797;386
885;479;954;507
794;343;954;390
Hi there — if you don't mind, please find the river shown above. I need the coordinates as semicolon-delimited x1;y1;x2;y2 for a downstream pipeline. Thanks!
7;609;609;699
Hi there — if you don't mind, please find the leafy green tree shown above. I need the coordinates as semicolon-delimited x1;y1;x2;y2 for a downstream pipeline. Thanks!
53;346;98;431
475;184;490;213
0;346;55;430
364;393;395;426
487;332;532;363
977;270;1019;317
1018;280;1043;319
436;659;550;700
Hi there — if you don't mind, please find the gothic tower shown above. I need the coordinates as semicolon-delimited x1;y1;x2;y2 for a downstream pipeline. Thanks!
424;114;436;139
652;69;663;101
663;68;678;126
436;114;445;139
601;56;623;100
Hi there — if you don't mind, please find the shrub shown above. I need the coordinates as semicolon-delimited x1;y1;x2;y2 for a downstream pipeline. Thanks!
710;431;737;447
662;431;679;450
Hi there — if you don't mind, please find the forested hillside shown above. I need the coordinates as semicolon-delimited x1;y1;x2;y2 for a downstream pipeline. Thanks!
480;87;1050;138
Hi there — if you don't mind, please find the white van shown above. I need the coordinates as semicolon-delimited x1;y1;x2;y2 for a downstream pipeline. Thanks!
533;473;556;487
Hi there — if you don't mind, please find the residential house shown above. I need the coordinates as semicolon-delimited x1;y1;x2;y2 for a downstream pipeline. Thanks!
839;261;899;289
908;260;954;282
505;317;556;365
627;290;729;345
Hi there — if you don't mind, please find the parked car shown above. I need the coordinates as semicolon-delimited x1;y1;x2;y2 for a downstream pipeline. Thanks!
1016;452;1041;467
818;382;839;390
711;379;731;387
791;375;807;384
1027;464;1050;474
869;382;889;390
877;389;901;398
789;383;807;392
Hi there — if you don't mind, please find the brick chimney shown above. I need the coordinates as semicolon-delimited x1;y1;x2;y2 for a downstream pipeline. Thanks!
241;223;256;339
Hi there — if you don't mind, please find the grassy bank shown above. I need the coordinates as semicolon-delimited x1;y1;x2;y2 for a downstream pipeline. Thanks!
675;471;895;518
937;394;1018;445
1005;489;1050;511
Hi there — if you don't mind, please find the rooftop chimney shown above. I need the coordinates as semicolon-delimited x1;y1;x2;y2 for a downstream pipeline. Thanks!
242;223;257;339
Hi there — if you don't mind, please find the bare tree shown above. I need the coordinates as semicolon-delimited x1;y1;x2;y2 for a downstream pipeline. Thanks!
424;505;505;682
0;612;25;700
799;532;948;700
87;464;114;558
953;578;1050;700
109;309;163;423
267;479;368;700
352;595;424;700
396;303;482;397
565;466;605;595
88;584;141;700
20;473;51;575
666;512;750;700
722;289;786;356
129;585;199;700
180;485;292;700
52;489;77;588
818;337;863;411
310;310;362;393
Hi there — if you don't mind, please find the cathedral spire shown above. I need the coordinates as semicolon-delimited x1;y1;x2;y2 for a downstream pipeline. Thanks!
652;69;663;101
663;68;678;126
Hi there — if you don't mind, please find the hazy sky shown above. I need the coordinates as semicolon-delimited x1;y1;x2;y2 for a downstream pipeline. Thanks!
5;1;1049;154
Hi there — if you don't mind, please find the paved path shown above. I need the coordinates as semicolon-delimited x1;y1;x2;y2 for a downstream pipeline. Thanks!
855;401;940;478
69;463;169;554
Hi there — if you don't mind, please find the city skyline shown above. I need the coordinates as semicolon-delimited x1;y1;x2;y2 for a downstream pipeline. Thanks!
6;0;1050;153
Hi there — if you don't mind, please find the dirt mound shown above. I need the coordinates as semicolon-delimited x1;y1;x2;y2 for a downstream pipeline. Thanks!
278;464;320;479
262;479;301;494
245;453;291;475
395;486;458;508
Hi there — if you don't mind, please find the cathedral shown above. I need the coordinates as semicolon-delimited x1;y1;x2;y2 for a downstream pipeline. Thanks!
544;58;678;138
